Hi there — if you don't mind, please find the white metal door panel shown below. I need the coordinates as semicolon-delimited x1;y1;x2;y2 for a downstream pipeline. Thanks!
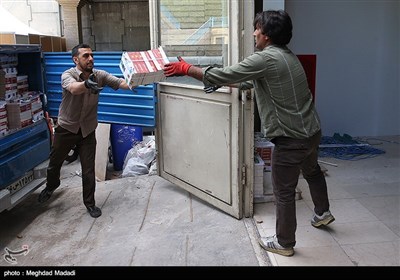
156;83;242;218
150;0;255;218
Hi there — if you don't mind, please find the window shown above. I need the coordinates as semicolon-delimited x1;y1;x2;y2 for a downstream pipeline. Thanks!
158;0;229;86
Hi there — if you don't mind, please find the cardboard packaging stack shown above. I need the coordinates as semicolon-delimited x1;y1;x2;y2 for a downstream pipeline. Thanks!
6;98;32;129
0;52;44;134
0;101;7;135
254;132;274;171
0;67;18;101
253;133;302;203
0;53;18;68
17;75;29;95
120;46;170;89
0;53;18;101
6;92;44;130
253;154;265;197
0;71;5;101
30;93;44;122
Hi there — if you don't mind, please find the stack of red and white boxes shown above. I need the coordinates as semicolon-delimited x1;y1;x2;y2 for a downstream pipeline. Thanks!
0;53;18;101
0;101;7;136
6;98;32;129
253;154;265;197
0;67;18;101
30;93;44;122
254;132;275;171
120;46;170;89
0;70;5;101
17;75;29;96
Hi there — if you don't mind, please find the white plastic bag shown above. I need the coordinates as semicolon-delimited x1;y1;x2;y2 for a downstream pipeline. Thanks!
121;136;156;177
122;158;149;177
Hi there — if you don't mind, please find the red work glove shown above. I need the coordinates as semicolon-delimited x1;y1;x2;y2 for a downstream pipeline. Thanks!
163;56;192;77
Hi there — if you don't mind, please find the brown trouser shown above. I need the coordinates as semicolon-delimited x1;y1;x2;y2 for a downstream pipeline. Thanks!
46;125;97;208
271;130;329;248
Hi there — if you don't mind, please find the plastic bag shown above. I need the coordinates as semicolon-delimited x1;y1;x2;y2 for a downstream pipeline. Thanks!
121;136;156;177
122;158;149;177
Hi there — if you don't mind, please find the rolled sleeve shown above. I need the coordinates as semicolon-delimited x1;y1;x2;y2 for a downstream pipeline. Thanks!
61;71;79;90
94;69;123;90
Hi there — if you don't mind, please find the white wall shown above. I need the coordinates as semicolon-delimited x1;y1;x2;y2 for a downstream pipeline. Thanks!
286;0;399;137
1;0;60;36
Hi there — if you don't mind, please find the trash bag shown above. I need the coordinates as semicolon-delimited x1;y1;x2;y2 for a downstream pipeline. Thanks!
121;136;156;177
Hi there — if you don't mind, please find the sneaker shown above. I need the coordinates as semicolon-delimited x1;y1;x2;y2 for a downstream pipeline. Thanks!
87;206;102;218
259;235;294;257
38;188;54;203
311;210;335;228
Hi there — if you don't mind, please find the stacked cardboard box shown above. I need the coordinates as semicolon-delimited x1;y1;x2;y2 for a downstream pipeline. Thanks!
254;132;274;171
0;54;44;134
30;93;44;122
0;68;18;100
120;46;169;89
0;53;18;68
0;101;7;134
6;98;32;129
1;53;18;101
253;154;265;197
17;75;29;95
0;70;5;101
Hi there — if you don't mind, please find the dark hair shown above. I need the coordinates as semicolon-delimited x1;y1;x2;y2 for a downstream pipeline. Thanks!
253;10;292;45
71;43;91;58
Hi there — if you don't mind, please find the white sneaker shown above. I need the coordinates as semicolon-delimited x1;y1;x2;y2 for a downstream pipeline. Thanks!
311;210;335;228
258;235;294;257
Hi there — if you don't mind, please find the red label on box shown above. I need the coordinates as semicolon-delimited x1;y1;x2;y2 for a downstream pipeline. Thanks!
256;147;272;165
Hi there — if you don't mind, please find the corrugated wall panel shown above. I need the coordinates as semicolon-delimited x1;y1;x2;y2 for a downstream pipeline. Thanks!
43;52;156;127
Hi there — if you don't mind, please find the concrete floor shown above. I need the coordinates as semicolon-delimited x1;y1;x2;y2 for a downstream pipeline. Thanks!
0;135;399;267
255;135;400;266
0;162;266;267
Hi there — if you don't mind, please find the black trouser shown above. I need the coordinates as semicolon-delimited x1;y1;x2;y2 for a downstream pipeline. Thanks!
46;126;97;208
271;130;329;248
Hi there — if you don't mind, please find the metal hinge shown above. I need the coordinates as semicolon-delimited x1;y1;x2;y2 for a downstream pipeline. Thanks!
241;164;247;186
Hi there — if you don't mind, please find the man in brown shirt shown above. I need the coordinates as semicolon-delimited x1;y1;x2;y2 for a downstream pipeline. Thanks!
38;43;131;218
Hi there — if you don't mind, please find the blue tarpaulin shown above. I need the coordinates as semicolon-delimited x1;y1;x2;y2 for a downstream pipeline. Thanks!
319;133;385;160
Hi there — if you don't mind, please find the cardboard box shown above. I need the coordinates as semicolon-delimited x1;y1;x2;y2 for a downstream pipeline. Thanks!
253;154;265;197
6;100;32;129
254;135;274;171
32;110;44;122
0;101;6;117
0;116;6;126
17;75;28;85
0;54;18;69
4;67;17;84
0;128;8;137
120;46;169;89
3;90;17;101
0;101;7;131
0;33;28;44
0;84;5;98
31;98;43;114
28;34;40;44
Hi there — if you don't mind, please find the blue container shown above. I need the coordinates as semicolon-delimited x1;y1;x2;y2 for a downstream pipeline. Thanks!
110;124;143;171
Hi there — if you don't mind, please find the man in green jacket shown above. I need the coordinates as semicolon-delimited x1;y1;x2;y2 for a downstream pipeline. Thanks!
163;10;335;257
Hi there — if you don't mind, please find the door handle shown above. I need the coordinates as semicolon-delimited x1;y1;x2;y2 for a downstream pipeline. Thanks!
241;90;252;102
